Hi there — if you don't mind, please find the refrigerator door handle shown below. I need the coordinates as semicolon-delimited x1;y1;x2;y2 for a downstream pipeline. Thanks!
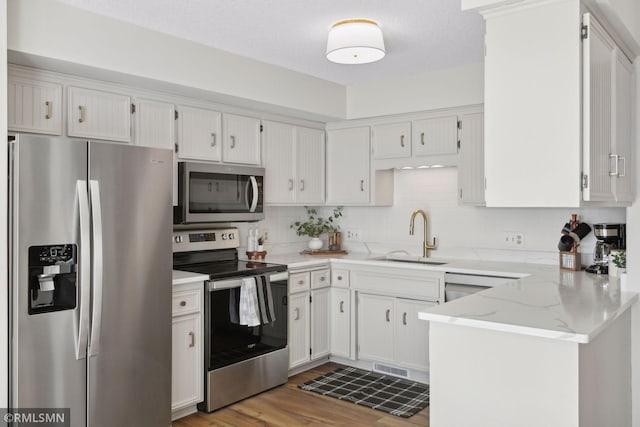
76;180;91;360
88;180;104;357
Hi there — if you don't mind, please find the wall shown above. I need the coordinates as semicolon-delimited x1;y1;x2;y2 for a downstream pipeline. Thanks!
346;63;484;119
238;168;625;265
7;0;346;121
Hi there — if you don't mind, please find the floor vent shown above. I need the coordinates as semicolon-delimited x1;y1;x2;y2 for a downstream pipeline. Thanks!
373;362;409;379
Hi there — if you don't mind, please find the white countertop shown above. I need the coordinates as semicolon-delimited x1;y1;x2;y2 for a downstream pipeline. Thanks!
172;270;210;286
245;252;638;344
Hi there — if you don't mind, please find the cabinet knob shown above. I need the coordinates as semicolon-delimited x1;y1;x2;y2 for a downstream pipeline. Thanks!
180;301;186;307
337;275;343;280
298;280;304;285
320;276;325;281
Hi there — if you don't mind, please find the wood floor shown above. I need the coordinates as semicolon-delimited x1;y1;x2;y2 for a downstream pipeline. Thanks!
173;362;430;426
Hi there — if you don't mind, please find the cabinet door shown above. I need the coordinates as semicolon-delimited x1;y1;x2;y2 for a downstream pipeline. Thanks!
612;49;634;203
582;14;615;202
68;86;131;142
223;113;261;165
357;293;394;363
326;127;370;205
412;116;458;156
172;313;203;411
133;98;175;150
177;105;222;161
311;288;330;360
8;77;62;135
288;292;310;368
330;288;350;359
458;113;485;205
263;121;296;204
372;122;411;159
395;298;434;371
296;126;325;204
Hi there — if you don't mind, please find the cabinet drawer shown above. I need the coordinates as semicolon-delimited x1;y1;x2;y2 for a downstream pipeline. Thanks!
172;289;201;316
290;272;310;293
311;269;330;289
331;269;350;288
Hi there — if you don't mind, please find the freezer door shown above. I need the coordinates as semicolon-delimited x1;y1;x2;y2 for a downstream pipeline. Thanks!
10;136;89;427
87;142;173;427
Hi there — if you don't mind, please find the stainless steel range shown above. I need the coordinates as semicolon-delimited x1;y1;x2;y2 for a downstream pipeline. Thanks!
173;228;288;412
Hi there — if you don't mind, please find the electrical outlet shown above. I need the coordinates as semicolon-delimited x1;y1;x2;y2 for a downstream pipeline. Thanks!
504;232;525;248
346;229;362;241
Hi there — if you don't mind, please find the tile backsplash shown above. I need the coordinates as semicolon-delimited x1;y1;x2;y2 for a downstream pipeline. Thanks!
235;168;626;265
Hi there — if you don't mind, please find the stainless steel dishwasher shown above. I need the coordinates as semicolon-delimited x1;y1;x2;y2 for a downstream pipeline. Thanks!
444;272;519;302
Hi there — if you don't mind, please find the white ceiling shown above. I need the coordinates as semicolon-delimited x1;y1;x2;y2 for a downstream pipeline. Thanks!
57;0;484;86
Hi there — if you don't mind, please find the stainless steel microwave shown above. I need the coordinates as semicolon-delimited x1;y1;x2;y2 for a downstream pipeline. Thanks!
174;162;265;224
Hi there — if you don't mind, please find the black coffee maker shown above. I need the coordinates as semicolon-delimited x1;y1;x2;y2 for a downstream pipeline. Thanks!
586;223;626;274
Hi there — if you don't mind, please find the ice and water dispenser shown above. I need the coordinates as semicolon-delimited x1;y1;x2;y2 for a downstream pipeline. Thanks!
28;244;77;314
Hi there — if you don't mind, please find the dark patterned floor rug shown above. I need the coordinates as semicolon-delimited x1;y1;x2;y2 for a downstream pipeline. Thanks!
298;366;429;418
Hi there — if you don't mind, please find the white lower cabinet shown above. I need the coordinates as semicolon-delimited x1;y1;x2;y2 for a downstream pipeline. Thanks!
171;281;204;419
357;293;435;372
288;267;330;370
329;287;350;359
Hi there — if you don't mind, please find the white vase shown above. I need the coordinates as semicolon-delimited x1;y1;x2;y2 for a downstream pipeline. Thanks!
308;237;322;250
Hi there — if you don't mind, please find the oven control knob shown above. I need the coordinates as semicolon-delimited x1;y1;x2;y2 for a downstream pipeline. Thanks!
173;235;181;243
229;233;235;240
221;233;227;240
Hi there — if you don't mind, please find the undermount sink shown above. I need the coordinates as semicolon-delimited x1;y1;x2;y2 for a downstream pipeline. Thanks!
372;255;448;266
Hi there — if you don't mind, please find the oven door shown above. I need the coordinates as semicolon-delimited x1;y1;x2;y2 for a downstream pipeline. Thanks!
205;272;288;371
176;162;265;224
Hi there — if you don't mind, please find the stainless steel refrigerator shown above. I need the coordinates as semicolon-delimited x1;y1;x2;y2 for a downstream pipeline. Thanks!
9;135;173;427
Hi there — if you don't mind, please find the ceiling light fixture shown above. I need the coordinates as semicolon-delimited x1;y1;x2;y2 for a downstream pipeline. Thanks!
326;19;385;64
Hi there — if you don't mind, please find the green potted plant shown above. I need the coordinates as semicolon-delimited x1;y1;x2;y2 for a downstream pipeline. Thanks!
290;207;343;250
609;250;626;277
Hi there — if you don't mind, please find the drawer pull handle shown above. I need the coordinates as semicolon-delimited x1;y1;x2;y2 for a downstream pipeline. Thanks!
45;101;52;119
180;301;186;307
288;179;294;191
340;301;344;313
295;308;300;321
230;135;236;149
300;179;305;191
211;132;217;147
360;180;365;192
298;280;304;285
78;105;86;123
385;309;390;322
188;331;195;348
421;132;425;145
403;312;407;326
400;135;405;147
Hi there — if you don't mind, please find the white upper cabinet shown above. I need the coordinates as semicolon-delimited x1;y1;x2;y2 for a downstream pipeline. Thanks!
222;113;261;165
295;126;325;204
8;77;62;135
458;112;485;205
177;105;222;161
67;86;132;142
582;14;634;204
263;121;325;205
412;116;459;157
482;2;634;207
372;122;411;159
326;127;371;205
133;98;175;150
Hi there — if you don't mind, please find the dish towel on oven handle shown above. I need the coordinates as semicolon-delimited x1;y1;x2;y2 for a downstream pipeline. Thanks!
255;275;276;324
239;277;261;327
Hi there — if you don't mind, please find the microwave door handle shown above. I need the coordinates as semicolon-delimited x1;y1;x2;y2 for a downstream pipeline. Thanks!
249;176;258;212
88;180;104;357
75;181;90;360
244;178;251;211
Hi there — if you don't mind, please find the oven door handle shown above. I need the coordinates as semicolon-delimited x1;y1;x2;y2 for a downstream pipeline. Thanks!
207;278;243;291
